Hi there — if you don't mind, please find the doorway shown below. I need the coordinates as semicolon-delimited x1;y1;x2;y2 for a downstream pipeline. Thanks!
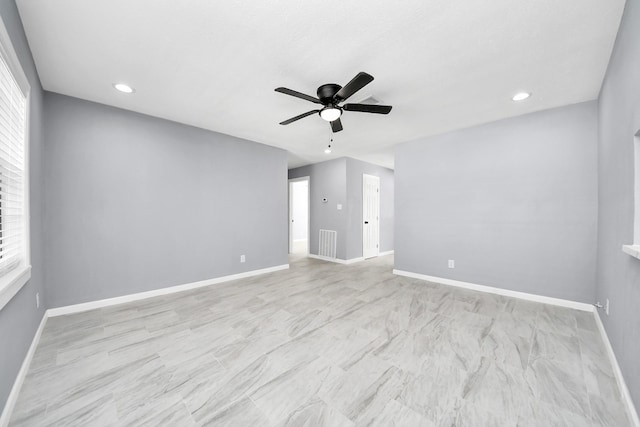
289;177;310;255
363;174;380;259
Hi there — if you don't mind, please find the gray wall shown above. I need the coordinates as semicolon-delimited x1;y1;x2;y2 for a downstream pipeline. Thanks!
596;0;640;406
289;157;394;261
395;101;598;303
345;158;394;259
43;93;288;308
289;158;348;259
0;0;46;413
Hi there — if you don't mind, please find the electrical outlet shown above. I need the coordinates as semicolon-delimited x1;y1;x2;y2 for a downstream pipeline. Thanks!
36;292;40;308
448;260;455;269
240;254;246;263
605;298;610;316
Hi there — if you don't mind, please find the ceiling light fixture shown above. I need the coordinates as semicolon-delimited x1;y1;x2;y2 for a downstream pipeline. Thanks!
512;92;531;101
324;145;332;154
319;106;341;122
113;83;134;93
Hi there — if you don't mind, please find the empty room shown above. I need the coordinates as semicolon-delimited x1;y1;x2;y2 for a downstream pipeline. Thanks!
0;0;639;425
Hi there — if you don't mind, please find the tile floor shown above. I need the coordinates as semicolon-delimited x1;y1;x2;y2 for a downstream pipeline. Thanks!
9;255;631;426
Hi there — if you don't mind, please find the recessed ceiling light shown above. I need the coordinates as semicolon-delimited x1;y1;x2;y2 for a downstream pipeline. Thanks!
113;83;134;93
512;92;531;101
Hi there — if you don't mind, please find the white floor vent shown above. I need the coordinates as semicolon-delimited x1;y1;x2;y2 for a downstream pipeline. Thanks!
318;229;337;258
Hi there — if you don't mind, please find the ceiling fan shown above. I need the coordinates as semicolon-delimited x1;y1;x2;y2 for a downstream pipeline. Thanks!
275;72;392;133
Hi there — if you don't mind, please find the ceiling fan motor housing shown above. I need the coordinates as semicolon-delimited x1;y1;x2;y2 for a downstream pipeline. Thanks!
317;83;342;104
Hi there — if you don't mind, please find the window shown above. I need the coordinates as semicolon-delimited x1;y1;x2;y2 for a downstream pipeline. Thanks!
0;16;31;311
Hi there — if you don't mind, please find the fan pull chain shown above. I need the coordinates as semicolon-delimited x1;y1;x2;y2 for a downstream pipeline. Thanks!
325;134;333;154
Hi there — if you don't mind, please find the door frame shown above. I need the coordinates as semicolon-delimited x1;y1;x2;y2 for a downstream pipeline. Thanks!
362;174;380;259
288;176;310;254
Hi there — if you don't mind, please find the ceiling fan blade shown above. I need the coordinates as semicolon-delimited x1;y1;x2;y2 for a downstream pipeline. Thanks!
330;118;343;133
343;103;392;114
334;72;374;102
279;110;320;125
275;87;322;104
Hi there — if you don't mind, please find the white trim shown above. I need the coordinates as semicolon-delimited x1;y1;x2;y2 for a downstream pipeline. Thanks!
622;244;640;260
48;264;289;317
593;310;640;427
0;265;31;311
308;254;365;265
0;15;32;313
0;311;47;427
392;269;594;311
379;250;394;257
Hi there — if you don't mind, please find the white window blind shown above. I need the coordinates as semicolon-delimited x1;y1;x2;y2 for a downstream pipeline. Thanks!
0;48;26;278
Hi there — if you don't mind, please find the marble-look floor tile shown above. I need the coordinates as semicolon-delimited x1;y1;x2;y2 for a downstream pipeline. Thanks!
397;361;467;423
526;357;591;415
274;397;354;427
537;304;578;337
118;395;195;426
42;394;118;427
529;329;583;375
441;398;520;427
459;357;534;419
481;326;531;370
250;357;344;423
517;400;595;427
589;393;631;427
366;398;434;427
493;311;536;339
8;255;631;426
196;396;269;426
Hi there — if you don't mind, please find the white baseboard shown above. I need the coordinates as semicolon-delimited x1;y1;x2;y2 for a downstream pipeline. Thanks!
308;254;365;265
0;312;48;427
392;269;594;312
593;310;640;427
308;251;393;264
47;264;290;317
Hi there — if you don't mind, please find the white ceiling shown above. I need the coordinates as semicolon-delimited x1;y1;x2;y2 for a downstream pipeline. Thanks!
16;0;625;169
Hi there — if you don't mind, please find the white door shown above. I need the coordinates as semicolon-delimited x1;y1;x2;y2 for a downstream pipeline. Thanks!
363;174;380;259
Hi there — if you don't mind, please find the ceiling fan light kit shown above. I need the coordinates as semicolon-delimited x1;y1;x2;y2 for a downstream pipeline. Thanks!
320;106;341;122
275;72;392;133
